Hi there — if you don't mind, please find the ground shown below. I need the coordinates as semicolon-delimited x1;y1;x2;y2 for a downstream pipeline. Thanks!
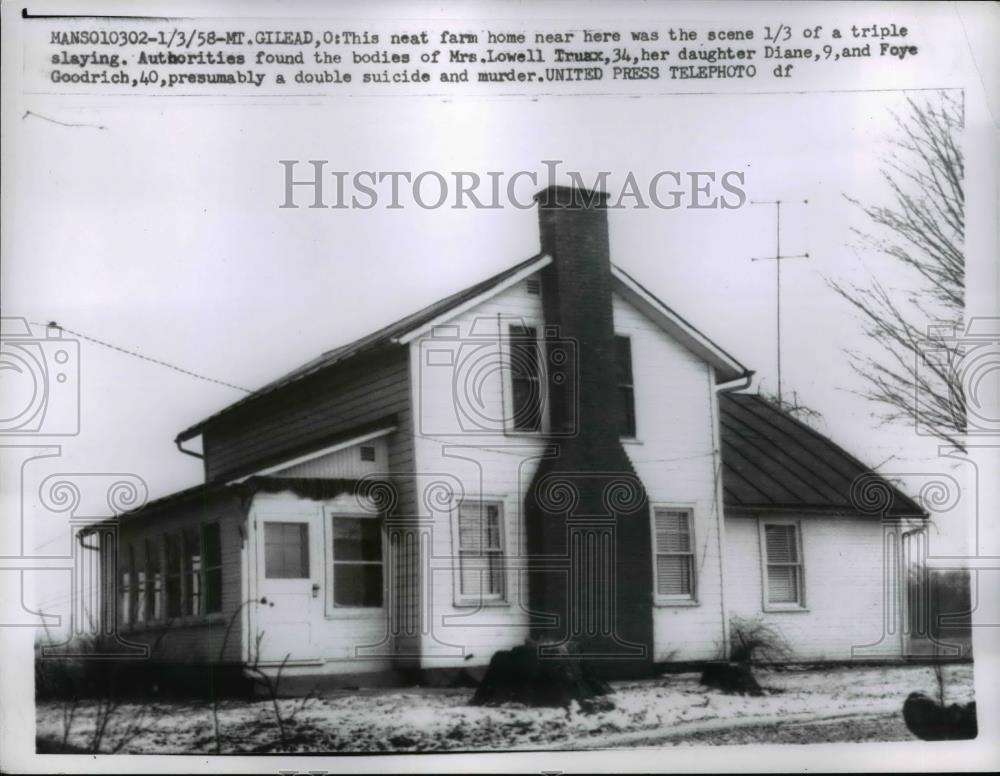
35;663;974;753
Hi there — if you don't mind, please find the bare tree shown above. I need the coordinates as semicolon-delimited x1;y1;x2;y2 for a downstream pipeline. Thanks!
829;91;964;450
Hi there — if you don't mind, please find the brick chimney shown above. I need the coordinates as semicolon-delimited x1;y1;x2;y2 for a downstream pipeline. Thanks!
525;186;654;677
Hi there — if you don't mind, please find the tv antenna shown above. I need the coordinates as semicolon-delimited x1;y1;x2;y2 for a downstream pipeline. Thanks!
750;199;809;407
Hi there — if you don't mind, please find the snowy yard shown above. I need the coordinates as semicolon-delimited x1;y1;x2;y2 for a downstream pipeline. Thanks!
36;663;974;753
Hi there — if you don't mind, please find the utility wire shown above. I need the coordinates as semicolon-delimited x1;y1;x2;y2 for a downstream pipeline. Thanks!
30;320;251;393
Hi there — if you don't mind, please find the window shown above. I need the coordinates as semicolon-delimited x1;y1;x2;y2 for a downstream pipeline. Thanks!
165;533;182;618
653;508;695;599
202;523;223;614
331;516;383;607
118;545;132;626
763;523;804;606
183;528;202;616
264;522;309;579
615;336;636;438
133;544;147;623
457;501;505;600
145;539;161;622
360;445;376;462
509;325;542;432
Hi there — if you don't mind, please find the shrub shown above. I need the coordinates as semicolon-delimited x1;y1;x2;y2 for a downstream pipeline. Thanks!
728;616;793;665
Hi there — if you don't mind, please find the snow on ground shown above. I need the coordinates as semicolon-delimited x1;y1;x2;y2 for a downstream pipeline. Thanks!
35;663;974;753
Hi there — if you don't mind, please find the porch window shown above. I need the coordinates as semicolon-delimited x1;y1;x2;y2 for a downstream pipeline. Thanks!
133;544;147;623
264;522;309;579
653;508;695;599
509;325;542;432
457;501;505;601
763;523;804;606
165;533;182;618
145;539;161;622
331;516;383;607
616;336;636;438
202;523;223;614
118;544;132;626
183;528;202;616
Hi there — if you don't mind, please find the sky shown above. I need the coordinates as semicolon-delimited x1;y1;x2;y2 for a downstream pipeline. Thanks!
1;59;987;618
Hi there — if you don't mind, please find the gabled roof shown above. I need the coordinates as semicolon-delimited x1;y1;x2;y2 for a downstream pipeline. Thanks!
177;253;749;442
176;253;550;441
720;393;925;517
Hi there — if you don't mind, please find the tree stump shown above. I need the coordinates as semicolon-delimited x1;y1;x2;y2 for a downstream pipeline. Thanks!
470;644;613;708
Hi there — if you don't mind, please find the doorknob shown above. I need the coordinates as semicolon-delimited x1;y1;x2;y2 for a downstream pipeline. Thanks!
312;583;320;598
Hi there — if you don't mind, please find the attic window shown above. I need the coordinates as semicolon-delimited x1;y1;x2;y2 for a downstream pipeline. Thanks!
360;445;376;462
525;278;541;295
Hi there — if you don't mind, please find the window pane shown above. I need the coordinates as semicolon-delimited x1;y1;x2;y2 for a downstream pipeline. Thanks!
184;529;201;616
204;568;223;613
617;386;636;437
264;522;308;578
333;517;381;561
615;337;636;437
333;563;383;607
135;569;147;622
657;555;692;596
655;510;692;553
615;336;634;384
166;534;181;573
459;552;504;597
165;533;182;617
765;525;798;564
166;576;182;617
203;523;222;567
459;503;502;552
119;568;130;625
144;540;160;622
510;326;542;432
767;565;799;603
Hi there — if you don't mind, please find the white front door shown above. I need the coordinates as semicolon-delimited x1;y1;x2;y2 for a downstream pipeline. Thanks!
250;506;324;665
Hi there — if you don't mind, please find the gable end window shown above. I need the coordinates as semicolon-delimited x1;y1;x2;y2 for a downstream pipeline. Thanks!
456;501;506;602
615;336;636;438
653;508;695;600
763;523;804;607
509;325;543;432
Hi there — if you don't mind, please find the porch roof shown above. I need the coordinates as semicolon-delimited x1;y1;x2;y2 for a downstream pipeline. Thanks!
81;476;388;533
719;393;926;517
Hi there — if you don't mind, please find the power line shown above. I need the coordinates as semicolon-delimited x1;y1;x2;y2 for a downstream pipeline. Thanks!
30;320;251;393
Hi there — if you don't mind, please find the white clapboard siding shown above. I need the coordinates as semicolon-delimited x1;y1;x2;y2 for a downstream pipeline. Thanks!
406;278;728;667
613;291;726;662
725;515;904;660
273;438;388;479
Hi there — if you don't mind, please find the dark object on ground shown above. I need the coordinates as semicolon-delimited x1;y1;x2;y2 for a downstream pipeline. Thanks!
902;691;977;741
470;644;612;708
36;735;92;754
700;662;764;696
